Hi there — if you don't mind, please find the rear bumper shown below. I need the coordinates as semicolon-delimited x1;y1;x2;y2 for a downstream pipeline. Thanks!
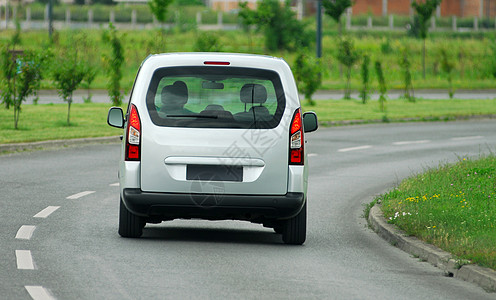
122;188;305;222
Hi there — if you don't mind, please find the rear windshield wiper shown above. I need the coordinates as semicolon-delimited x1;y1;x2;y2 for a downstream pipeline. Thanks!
166;114;218;119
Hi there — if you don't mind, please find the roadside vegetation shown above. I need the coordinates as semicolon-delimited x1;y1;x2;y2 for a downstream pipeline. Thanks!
1;0;495;132
1;29;494;92
2;98;496;144
376;156;496;270
0;103;126;144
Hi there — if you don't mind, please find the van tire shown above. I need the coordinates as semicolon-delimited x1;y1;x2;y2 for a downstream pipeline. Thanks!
119;197;144;238
281;201;306;245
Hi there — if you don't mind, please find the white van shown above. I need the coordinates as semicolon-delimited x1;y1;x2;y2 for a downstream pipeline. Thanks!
108;53;318;244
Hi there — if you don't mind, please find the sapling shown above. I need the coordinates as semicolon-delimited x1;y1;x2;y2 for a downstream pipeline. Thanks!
336;37;359;100
440;48;455;99
360;54;370;104
52;49;85;125
411;0;442;79
399;46;415;102
293;52;322;106
375;61;387;113
102;23;124;106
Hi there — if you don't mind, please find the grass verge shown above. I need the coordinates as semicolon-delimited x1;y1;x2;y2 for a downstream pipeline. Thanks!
376;155;496;270
1;98;496;144
304;98;496;124
0;103;125;144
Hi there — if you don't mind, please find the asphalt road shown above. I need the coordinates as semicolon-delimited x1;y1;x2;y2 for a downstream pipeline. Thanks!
1;120;496;299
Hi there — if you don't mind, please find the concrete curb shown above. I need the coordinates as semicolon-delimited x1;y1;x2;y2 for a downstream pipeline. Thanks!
368;204;496;292
0;136;121;153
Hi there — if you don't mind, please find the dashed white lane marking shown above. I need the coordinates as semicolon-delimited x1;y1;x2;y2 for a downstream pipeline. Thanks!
33;206;60;219
66;191;95;200
16;250;35;270
109;183;119;187
451;135;484;141
393;140;430;146
307;153;318;157
25;286;55;300
338;145;372;152
16;225;36;240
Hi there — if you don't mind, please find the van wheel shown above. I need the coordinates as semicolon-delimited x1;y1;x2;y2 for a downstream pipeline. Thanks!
281;201;306;245
119;197;144;238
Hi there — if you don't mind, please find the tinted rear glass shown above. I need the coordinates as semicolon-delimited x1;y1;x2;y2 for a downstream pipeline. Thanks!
146;66;285;129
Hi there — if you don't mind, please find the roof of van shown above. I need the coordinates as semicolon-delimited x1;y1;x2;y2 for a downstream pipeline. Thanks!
141;52;288;69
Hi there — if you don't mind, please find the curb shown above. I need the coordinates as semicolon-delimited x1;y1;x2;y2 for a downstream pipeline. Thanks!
368;204;496;293
0;136;121;153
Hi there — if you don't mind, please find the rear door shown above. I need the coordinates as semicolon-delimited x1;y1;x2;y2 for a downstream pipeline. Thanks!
140;66;290;195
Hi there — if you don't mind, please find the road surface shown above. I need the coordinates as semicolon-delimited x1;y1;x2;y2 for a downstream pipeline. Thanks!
1;120;496;299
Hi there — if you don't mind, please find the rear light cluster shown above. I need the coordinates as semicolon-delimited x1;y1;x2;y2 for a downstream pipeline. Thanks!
289;108;304;165
126;104;141;161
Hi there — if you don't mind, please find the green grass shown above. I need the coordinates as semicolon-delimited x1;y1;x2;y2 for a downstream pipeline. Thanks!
1;29;495;92
303;98;496;123
2;98;496;144
0;103;125;144
378;156;496;270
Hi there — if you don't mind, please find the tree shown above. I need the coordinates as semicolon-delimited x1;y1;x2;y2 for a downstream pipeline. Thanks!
336;37;359;99
102;23;124;106
322;0;352;36
82;64;98;103
1;24;46;129
411;0;442;79
149;0;174;46
52;50;85;125
375;61;387;113
238;2;258;51
149;0;174;29
293;52;322;106
360;54;370;104
399;46;415;102
239;0;311;51
439;47;455;99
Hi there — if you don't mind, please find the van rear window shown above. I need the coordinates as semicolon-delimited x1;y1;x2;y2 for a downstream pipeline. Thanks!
145;66;286;129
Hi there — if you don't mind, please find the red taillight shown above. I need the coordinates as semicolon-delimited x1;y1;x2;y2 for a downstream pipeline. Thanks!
126;104;141;161
204;61;230;65
289;108;304;165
